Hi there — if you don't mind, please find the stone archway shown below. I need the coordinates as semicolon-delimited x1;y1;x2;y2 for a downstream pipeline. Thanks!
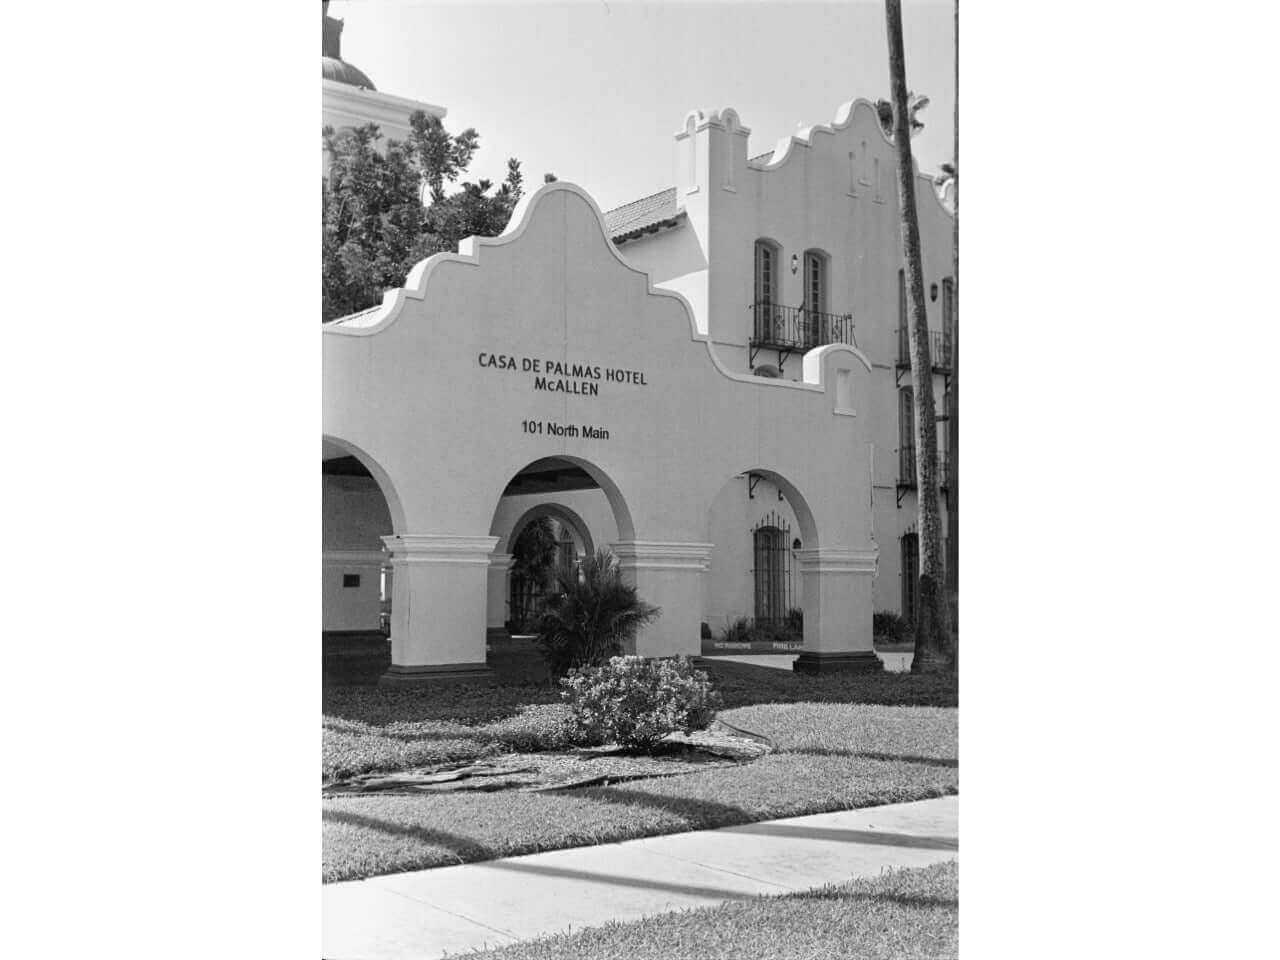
484;460;628;639
322;435;406;638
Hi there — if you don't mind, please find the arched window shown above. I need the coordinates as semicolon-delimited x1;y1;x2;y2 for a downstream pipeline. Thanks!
754;240;781;344
803;249;828;345
753;524;788;627
901;532;919;624
897;268;909;363
899;387;915;484
803;250;827;314
899;387;914;449
754;240;778;306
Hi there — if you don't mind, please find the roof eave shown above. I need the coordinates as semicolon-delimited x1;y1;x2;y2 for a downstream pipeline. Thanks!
611;212;687;245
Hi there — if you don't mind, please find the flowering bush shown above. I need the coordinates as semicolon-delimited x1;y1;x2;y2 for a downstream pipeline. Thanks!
560;655;722;751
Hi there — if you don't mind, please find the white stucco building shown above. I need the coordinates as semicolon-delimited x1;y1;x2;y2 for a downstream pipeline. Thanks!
321;14;955;684
603;101;955;627
321;2;446;178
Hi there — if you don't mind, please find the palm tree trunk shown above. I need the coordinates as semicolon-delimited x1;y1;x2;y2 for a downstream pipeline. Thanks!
884;0;954;671
945;0;959;655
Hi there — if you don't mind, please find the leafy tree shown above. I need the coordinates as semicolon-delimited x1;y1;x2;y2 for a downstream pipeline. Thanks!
945;0;959;651
534;549;660;679
884;0;955;672
322;111;542;322
510;517;560;630
875;92;930;139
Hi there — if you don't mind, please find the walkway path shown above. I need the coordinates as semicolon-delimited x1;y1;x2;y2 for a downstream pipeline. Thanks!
707;648;912;672
322;795;958;960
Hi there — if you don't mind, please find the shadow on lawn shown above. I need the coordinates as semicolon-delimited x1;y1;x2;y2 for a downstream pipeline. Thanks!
797;887;958;909
564;784;752;829
323;637;553;693
702;660;958;710
787;748;959;769
323;808;498;861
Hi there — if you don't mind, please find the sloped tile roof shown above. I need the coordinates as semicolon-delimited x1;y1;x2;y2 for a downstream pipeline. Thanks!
603;187;684;243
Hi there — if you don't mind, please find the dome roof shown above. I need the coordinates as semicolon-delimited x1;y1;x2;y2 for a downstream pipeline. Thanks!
322;56;376;91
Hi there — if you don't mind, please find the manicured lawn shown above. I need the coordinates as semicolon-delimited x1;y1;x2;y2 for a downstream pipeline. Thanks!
462;859;959;960
322;643;956;783
323;699;956;882
322;641;958;882
707;659;957;710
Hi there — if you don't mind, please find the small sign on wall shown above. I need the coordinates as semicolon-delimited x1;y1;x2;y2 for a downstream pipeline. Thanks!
342;574;360;588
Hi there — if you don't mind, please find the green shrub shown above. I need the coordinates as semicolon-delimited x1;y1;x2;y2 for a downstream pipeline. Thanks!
534;549;661;679
717;615;801;646
560;655;722;750
873;610;914;644
487;703;575;752
717;617;754;645
785;607;804;639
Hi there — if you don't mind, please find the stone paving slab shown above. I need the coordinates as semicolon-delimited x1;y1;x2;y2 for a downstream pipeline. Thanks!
322;795;958;960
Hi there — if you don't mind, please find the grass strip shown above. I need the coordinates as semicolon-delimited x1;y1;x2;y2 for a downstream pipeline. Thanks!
323;702;956;882
464;860;959;960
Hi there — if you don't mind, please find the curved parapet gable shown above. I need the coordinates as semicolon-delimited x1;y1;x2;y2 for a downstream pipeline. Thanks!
325;182;695;339
744;96;952;219
323;178;875;547
323;181;869;400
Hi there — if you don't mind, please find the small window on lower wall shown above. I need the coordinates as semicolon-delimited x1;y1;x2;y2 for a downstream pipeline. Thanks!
342;574;361;588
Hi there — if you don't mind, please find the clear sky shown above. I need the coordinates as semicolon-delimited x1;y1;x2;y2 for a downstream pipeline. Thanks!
328;0;955;213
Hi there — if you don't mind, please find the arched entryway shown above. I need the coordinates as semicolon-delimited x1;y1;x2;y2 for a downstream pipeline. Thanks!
702;467;817;651
322;435;405;642
485;457;629;641
495;503;596;633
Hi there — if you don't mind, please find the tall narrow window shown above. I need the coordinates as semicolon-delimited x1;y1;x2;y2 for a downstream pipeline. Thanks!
897;269;908;363
754;241;776;306
899;387;915;485
803;251;826;315
901;533;919;623
803;250;827;346
941;277;954;334
899;387;914;449
753;525;787;627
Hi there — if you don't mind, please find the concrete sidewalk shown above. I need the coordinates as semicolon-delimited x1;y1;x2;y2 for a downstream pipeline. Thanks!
322;795;958;960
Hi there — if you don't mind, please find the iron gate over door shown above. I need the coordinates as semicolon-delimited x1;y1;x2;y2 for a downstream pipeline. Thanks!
752;511;794;627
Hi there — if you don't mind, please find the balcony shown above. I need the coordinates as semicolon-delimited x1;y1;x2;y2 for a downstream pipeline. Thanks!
750;301;854;369
896;327;953;374
896;444;950;506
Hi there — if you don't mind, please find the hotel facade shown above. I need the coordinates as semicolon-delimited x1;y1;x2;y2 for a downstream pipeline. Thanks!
321;9;955;684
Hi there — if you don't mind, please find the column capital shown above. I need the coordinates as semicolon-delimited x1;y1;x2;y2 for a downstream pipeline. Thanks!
795;547;878;575
488;552;515;570
612;540;714;570
380;534;498;565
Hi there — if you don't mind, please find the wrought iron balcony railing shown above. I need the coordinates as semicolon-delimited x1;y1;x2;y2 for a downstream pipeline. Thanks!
896;327;953;373
751;301;855;352
897;445;950;490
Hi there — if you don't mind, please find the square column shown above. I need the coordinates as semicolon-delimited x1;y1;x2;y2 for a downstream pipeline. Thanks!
379;534;498;685
793;547;882;674
486;553;514;637
613;540;713;658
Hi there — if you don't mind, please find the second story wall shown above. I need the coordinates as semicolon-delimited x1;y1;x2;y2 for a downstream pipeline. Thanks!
617;98;955;381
